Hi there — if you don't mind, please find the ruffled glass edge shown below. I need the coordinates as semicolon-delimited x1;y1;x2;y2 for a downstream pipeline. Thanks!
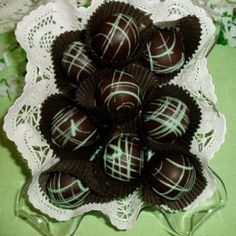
15;168;227;236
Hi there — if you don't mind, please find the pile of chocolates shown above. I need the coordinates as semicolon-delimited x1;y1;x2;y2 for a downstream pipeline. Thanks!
39;1;206;211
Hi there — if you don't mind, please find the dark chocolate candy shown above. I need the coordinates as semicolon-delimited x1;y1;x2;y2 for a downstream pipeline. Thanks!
51;106;99;151
62;41;97;84
98;69;141;115
46;172;90;209
103;133;144;182
149;154;196;200
143;28;185;74
143;96;190;143
92;13;140;62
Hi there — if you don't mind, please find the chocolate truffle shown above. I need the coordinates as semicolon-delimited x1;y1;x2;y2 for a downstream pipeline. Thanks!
143;28;185;74
104;133;144;182
92;13;140;62
51;106;99;151
98;70;141;115
149;154;196;200
46;172;90;209
143;96;190;143
62;41;97;84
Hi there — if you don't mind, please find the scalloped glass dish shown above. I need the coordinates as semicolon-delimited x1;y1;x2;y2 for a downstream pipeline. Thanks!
16;168;227;236
3;0;227;235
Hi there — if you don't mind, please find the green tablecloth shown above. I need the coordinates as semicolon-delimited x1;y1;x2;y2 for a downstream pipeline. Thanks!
0;45;236;236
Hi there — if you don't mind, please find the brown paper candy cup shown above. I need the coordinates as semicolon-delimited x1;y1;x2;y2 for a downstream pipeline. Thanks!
178;15;202;64
123;63;158;100
115;117;139;135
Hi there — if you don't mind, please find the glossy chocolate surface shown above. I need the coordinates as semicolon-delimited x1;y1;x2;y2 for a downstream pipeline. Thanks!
92;13;140;62
51;106;99;151
103;133;144;182
143;28;185;74
46;172;90;209
143;96;190;143
149;154;196;200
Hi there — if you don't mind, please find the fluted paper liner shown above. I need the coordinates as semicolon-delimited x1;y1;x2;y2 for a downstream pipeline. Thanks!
178;15;202;63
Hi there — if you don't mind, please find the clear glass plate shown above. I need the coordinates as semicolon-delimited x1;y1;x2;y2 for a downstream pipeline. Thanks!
16;168;227;236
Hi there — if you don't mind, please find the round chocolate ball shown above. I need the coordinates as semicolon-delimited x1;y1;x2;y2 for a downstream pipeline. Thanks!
104;133;144;182
62;41;97;84
46;172;90;209
143;28;185;74
149;154;196;201
92;13;140;62
98;70;141;115
143;96;190;143
51;106;99;151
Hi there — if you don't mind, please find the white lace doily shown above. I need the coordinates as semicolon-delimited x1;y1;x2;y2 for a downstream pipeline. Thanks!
0;0;89;32
3;0;226;230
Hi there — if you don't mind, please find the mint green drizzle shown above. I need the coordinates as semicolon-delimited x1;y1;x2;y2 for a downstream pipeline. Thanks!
89;146;103;162
62;41;96;82
70;119;77;137
144;96;189;140
145;29;185;74
151;155;196;201
51;107;98;151
100;70;141;112
94;13;139;60
103;134;144;182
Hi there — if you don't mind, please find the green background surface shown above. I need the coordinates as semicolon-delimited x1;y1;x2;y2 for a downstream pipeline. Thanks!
0;45;236;236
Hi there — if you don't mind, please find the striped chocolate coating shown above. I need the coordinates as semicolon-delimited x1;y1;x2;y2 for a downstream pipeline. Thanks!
143;28;185;74
92;13;140;61
51;106;99;151
46;172;90;209
144;96;190;142
98;70;141;114
104;133;144;182
62;41;97;83
149;154;196;201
